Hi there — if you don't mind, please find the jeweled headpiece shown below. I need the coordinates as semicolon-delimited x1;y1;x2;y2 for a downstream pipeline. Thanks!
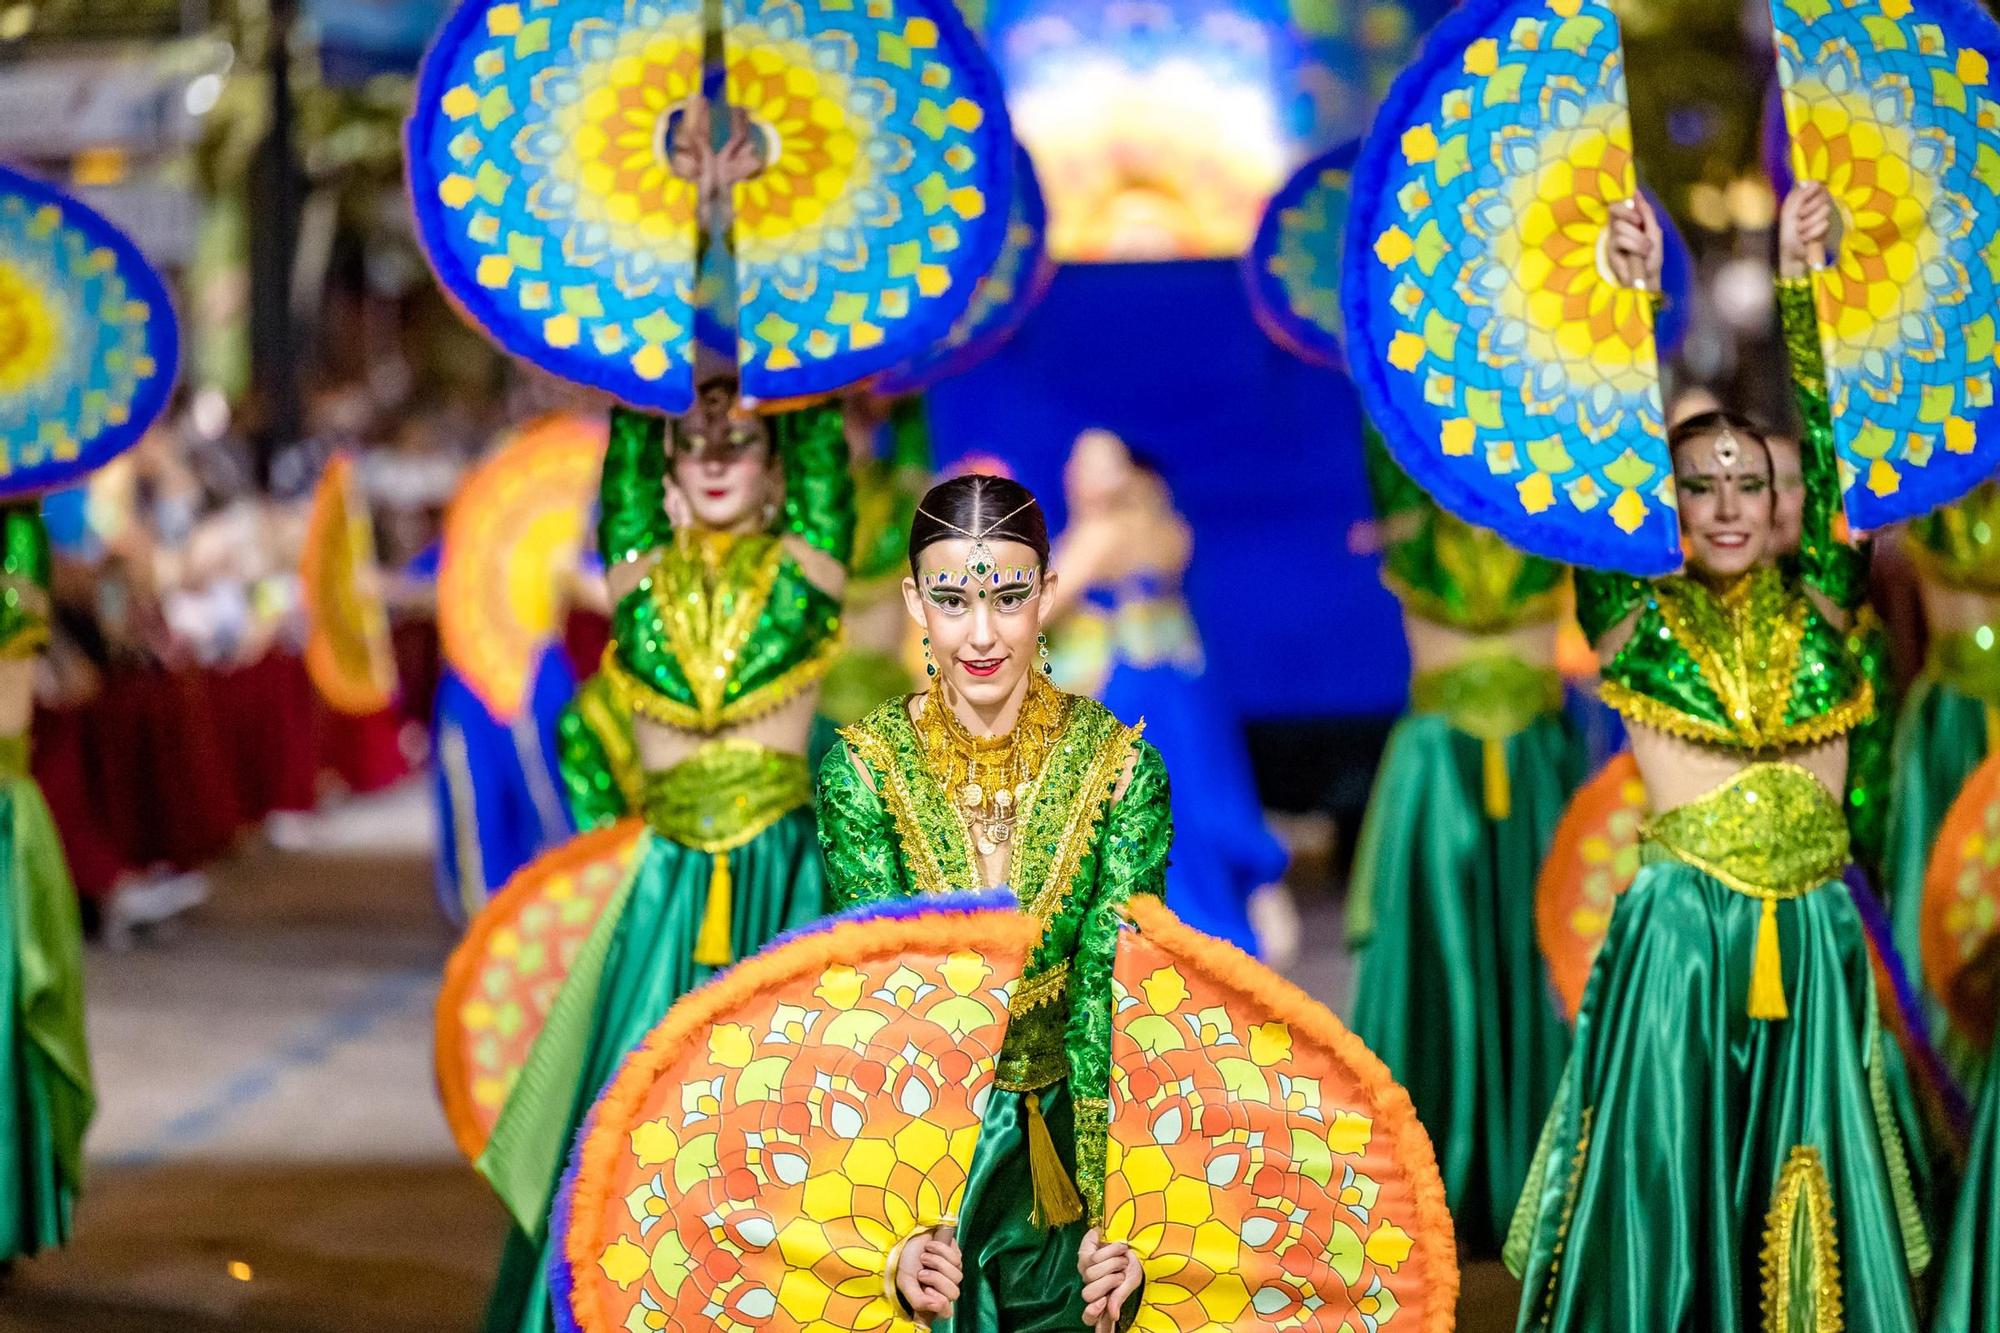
916;498;1038;582
1714;426;1742;468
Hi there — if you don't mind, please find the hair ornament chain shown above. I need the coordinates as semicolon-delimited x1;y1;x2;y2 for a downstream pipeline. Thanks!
916;497;1039;581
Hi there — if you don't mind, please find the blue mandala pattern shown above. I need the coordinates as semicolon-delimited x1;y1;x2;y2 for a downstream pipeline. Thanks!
0;167;176;498
1344;0;1679;575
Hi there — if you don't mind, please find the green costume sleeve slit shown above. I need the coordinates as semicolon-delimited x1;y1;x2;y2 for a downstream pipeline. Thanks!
1779;275;1869;612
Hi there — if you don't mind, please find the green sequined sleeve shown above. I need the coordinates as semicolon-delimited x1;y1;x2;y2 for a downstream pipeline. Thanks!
598;407;671;568
1573;568;1648;645
556;677;639;831
1068;740;1172;1225
1779;275;1869;611
773;403;857;565
0;504;50;658
815;743;910;909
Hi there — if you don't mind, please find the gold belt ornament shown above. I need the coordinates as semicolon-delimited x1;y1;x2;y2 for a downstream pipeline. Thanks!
1409;654;1563;820
643;740;811;967
1642;762;1849;1022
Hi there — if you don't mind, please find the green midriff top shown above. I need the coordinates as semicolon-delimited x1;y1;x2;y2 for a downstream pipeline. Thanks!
0;504;50;662
1364;425;1567;635
815;686;1174;1226
597;404;855;734
1576;278;1872;751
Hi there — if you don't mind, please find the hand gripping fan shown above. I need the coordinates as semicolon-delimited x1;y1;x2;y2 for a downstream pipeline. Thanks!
1533;751;1645;1020
0;165;177;498
552;897;1038;1333
1344;0;1679;575
301;452;398;716
1770;0;2000;528
438;413;606;721
435;819;646;1161
872;144;1054;397
1252;141;1692;372
1921;753;2000;1050
1104;897;1458;1332
409;0;1014;412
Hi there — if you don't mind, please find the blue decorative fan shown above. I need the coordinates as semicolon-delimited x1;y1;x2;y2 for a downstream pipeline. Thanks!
1344;0;1678;574
874;144;1053;396
0;167;177;498
1770;0;2000;529
409;0;1015;411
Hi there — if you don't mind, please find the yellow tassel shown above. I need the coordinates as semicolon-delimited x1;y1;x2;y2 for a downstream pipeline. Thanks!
1024;1093;1083;1230
1482;737;1512;821
1748;895;1789;1021
692;852;734;967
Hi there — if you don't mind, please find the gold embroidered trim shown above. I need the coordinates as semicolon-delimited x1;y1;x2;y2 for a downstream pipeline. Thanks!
1866;1028;1932;1277
1599;676;1874;752
1026;720;1144;928
1760;1146;1844;1333
1009;961;1070;1017
1532;1105;1595;1332
841;723;963;899
601;633;840;733
0;622;49;661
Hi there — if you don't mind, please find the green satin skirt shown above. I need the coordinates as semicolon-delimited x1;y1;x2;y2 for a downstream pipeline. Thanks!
1884;677;1991;1019
0;777;91;1260
1346;710;1584;1253
1506;859;1927;1332
479;811;826;1333
941;1081;1089;1333
1935;1027;2000;1331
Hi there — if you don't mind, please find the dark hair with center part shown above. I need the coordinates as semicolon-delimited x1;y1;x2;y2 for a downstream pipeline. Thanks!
909;474;1051;573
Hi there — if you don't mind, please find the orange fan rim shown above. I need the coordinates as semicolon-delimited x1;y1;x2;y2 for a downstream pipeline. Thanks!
1120;895;1461;1330
433;818;646;1163
300;452;397;716
1534;750;1645;1021
1921;751;2000;1046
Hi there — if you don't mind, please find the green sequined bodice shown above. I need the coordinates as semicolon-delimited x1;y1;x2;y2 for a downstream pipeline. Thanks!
1597;565;1872;750
1365;426;1565;632
597;405;853;734
815;689;1173;1224
0;505;49;659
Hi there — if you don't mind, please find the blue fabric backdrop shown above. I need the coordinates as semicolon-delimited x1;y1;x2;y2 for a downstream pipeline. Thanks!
926;258;1407;720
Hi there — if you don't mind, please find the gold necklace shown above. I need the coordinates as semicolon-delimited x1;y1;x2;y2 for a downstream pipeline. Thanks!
917;673;1069;858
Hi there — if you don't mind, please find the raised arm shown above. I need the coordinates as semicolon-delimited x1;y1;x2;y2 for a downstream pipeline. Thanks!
1066;740;1171;1226
772;402;856;599
1777;275;1869;614
597;407;671;600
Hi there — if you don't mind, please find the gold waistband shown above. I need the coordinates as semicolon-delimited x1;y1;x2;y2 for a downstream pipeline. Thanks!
1642;762;1849;900
1929;627;2000;703
642;740;810;851
1409;654;1563;741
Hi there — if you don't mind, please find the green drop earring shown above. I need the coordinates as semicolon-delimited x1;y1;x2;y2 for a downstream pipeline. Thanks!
1038;632;1052;676
923;635;936;678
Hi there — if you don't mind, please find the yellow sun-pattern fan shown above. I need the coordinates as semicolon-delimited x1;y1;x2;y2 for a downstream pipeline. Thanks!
553;902;1039;1333
301;452;397;715
438;414;606;721
435;819;645;1162
1105;897;1458;1332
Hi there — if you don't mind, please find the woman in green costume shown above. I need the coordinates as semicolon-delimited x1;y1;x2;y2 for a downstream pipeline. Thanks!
1344;416;1584;1252
1505;189;1927;1331
554;671;640;833
816;473;1173;1332
0;504;92;1263
478;371;853;1332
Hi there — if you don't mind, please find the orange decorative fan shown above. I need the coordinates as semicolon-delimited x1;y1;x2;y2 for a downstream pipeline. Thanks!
1105;896;1458;1332
439;414;606;720
1921;753;2000;1050
552;899;1038;1333
1535;752;1648;1020
435;819;644;1161
300;452;396;715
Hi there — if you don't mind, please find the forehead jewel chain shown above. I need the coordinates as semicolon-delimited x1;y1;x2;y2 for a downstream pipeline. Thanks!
916;498;1038;581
